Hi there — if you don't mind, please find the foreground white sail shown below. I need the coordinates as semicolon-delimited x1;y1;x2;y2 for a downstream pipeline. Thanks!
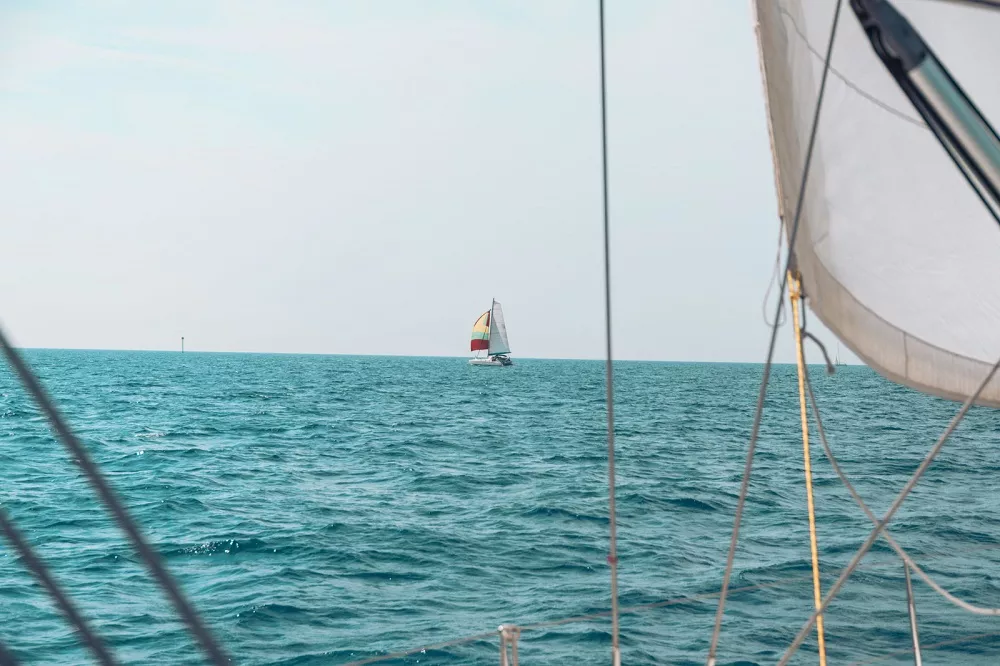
755;0;1000;404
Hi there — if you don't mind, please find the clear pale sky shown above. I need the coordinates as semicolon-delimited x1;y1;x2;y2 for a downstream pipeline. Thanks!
0;0;852;363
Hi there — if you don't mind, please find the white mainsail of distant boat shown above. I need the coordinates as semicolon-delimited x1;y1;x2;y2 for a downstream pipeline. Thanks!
469;299;512;366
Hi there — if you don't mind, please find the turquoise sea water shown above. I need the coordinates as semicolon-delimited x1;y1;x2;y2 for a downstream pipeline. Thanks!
2;350;1000;665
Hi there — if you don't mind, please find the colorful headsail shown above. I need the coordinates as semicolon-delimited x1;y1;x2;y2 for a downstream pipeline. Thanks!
471;311;490;351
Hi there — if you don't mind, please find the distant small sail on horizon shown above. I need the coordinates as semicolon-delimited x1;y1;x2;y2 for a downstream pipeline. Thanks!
469;299;512;366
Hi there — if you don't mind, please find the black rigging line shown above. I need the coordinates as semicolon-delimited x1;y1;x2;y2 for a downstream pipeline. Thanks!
853;0;1000;228
705;0;845;663
0;640;19;666
0;329;231;666
597;0;622;662
0;509;117;665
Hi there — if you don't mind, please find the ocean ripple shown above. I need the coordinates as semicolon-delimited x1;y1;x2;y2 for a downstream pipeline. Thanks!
0;352;999;664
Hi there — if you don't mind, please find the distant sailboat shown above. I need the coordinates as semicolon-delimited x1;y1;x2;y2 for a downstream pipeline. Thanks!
469;299;512;366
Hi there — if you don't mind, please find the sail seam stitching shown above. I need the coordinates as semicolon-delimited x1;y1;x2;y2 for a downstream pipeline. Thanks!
803;246;1000;386
778;4;926;129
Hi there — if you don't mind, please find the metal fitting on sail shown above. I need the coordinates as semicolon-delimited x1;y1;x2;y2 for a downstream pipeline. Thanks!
852;0;1000;219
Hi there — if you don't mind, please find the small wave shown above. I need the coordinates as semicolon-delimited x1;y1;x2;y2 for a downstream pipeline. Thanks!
521;506;608;523
345;571;429;583
664;497;718;512
165;537;271;557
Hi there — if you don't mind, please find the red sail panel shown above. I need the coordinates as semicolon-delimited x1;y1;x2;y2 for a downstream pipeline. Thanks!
470;310;490;351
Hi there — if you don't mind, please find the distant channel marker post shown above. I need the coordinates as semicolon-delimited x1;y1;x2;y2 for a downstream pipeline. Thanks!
181;337;185;353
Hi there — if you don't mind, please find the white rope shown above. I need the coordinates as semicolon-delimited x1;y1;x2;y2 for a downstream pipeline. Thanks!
339;549;1000;666
777;354;1000;666
761;222;787;328
803;358;1000;616
341;575;817;666
705;2;844;663
846;629;1000;666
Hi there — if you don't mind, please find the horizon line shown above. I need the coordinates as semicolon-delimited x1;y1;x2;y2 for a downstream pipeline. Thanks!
13;346;855;365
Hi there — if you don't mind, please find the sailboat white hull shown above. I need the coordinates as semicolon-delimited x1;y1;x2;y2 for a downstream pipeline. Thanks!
469;356;512;366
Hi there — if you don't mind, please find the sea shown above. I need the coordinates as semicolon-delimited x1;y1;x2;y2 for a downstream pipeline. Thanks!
1;350;1000;665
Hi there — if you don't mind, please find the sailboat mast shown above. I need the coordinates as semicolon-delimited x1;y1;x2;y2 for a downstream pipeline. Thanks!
488;298;496;358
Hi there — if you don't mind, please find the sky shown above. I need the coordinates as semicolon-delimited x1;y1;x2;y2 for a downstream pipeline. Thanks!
0;0;853;363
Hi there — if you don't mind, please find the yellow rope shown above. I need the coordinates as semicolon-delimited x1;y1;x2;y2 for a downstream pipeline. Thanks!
788;271;827;666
